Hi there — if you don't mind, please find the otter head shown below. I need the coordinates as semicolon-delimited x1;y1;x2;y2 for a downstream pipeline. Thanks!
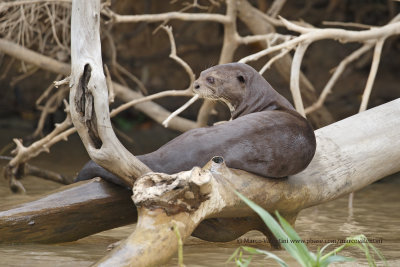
192;63;253;113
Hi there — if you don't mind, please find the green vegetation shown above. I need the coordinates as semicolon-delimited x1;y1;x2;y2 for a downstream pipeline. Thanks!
229;192;387;267
173;224;184;267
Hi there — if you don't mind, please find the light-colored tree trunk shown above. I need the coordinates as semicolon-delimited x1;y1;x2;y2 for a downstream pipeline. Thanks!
69;0;151;187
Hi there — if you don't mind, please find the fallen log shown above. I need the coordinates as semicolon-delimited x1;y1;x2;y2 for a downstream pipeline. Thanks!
0;178;136;243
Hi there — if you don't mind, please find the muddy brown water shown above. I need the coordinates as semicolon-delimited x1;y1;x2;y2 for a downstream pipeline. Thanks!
0;126;399;266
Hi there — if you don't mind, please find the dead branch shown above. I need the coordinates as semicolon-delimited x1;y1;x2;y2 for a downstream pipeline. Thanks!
36;74;63;106
236;0;334;128
3;101;72;193
0;156;71;185
240;17;400;63
304;44;373;114
0;38;197;132
0;0;71;75
103;28;148;95
359;38;385;112
110;89;193;117
322;21;374;29
162;25;196;85
102;9;230;24
290;42;309;116
197;0;238;126
0;37;198;191
267;0;287;18
32;86;69;138
104;64;114;104
163;95;200;127
69;0;151;187
240;15;400;119
0;38;70;75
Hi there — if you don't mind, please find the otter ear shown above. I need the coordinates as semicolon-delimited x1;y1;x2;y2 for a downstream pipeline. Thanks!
237;75;245;83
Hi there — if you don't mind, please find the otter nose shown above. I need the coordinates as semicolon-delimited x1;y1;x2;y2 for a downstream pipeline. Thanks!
193;82;200;90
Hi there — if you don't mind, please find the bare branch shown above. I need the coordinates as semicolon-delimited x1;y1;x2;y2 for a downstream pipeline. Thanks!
359;38;386;112
36;74;62;106
0;38;197;132
240;17;400;64
110;89;192;117
161;25;195;85
305;44;373;114
0;0;71;9
259;49;290;75
69;0;151;186
4;101;73;192
322;21;374;29
114;63;148;95
196;0;238;127
290;42;309;116
103;9;230;24
32;86;69;138
267;0;286;18
163;95;199;127
104;64;115;104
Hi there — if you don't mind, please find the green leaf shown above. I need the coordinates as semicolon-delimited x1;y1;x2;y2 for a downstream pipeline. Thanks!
368;243;388;267
276;211;315;265
321;255;354;267
241;246;289;267
236;255;252;267
235;191;311;266
227;247;241;264
319;243;333;255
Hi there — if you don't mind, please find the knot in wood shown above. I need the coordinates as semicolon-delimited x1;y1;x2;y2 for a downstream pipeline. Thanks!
132;169;211;216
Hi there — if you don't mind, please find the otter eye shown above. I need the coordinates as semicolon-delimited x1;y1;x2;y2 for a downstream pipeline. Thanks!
237;75;245;83
206;76;215;84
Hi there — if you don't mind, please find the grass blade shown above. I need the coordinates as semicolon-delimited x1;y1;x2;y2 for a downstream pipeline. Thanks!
242;246;289;267
235;191;310;266
276;211;315;265
322;255;354;267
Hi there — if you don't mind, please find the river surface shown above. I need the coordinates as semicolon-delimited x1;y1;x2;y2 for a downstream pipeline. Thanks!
0;126;399;266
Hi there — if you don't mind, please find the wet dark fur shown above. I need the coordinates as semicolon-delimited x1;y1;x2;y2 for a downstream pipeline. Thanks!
75;63;316;187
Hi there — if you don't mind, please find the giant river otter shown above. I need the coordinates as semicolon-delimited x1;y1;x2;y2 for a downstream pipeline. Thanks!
76;63;316;187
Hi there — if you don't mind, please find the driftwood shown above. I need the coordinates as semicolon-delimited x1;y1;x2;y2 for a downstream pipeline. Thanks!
0;179;135;243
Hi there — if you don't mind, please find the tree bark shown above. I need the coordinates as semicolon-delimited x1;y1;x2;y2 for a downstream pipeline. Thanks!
69;0;151;187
